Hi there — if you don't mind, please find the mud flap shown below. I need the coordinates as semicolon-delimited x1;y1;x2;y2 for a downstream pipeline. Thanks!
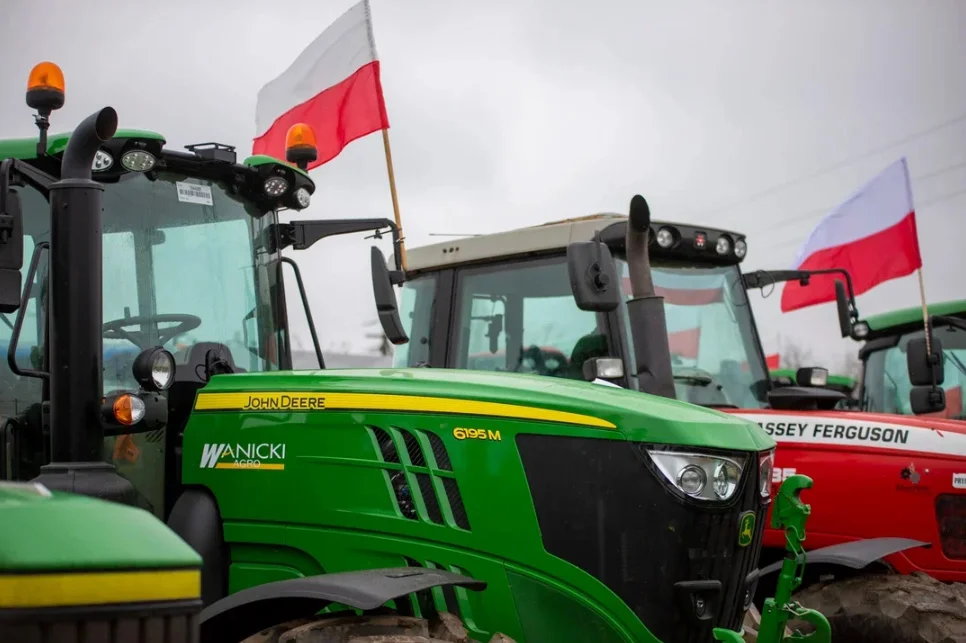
758;537;929;577
198;567;487;643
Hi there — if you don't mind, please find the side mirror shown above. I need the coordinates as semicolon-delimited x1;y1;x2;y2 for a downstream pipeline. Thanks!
796;367;828;388
0;188;24;314
834;280;852;338
566;241;621;312
910;385;946;415
370;246;409;346
907;336;944;387
582;357;624;382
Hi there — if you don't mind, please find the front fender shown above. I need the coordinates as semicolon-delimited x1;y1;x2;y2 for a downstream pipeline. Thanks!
759;537;929;577
199;567;486;643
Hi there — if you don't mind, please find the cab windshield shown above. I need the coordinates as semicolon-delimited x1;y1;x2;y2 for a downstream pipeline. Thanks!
1;171;284;510
862;324;966;419
617;259;768;408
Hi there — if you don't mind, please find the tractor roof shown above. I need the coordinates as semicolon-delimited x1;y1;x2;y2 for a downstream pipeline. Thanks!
0;130;311;180
400;214;746;273
0;129;166;160
865;299;966;336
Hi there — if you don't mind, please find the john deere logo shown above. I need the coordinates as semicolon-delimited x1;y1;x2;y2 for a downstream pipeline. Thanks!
738;511;756;547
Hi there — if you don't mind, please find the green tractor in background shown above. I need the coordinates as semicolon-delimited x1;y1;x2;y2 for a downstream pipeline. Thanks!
833;297;966;419
0;62;826;643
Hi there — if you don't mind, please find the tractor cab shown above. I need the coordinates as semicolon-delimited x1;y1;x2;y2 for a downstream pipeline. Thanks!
838;299;966;419
386;214;840;411
0;63;406;521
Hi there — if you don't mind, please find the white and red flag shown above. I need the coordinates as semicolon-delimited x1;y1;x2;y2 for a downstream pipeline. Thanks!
781;158;923;312
253;0;389;169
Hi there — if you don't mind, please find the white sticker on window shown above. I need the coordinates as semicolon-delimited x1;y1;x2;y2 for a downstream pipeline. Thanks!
953;473;966;489
176;181;213;206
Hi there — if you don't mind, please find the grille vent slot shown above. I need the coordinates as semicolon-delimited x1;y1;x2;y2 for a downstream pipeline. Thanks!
371;426;400;463
416;474;445;525
427;433;452;470
400;429;426;467
442;478;471;530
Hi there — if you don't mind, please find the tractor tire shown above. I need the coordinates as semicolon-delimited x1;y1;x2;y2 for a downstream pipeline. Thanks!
243;613;517;643
792;572;966;643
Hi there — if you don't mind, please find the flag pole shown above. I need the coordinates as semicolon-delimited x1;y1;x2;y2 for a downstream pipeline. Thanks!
917;267;932;355
381;128;407;271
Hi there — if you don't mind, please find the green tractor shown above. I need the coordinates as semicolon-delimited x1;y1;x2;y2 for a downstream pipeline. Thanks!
0;62;824;643
833;297;966;419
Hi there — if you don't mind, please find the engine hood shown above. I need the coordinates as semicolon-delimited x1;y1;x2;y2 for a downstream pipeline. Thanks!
196;368;774;453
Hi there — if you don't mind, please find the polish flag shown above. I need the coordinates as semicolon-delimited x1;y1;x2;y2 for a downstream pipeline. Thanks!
781;158;922;312
253;0;389;169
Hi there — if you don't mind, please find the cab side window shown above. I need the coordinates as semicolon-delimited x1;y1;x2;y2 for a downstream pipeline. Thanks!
453;257;608;380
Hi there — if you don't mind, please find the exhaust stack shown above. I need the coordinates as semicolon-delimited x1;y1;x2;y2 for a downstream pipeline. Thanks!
624;195;675;399
35;107;136;504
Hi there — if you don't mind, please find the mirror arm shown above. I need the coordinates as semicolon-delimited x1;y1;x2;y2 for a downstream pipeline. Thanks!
0;158;55;215
8;241;49;380
279;218;403;266
743;268;860;317
276;257;325;369
933;315;966;333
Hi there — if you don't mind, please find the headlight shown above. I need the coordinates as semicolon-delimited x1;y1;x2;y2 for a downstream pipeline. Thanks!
734;238;747;259
264;176;289;196
715;235;732;255
132;347;176;392
713;459;740;499
92;149;113;172
121;150;156;172
656;227;675;248
294;187;311;208
758;450;775;499
646;448;746;502
852;321;869;338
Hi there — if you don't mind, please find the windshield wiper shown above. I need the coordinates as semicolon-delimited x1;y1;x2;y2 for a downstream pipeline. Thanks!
673;373;713;386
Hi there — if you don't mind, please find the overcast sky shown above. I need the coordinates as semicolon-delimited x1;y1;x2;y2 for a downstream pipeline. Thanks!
1;0;963;370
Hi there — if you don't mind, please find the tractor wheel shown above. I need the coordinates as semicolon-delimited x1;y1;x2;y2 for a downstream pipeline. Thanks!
792;572;966;643
242;613;517;643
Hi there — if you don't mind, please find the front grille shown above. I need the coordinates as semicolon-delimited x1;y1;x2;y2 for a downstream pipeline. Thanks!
367;426;471;531
517;434;765;643
937;494;966;559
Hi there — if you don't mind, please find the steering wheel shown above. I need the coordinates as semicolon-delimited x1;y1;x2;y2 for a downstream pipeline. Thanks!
517;345;568;377
103;314;202;350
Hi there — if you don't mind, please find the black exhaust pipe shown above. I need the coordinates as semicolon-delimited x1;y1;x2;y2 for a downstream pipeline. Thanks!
624;195;676;399
34;107;136;504
61;107;117;181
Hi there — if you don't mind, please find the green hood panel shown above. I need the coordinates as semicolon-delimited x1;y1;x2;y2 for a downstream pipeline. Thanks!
197;368;773;452
0;484;201;572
